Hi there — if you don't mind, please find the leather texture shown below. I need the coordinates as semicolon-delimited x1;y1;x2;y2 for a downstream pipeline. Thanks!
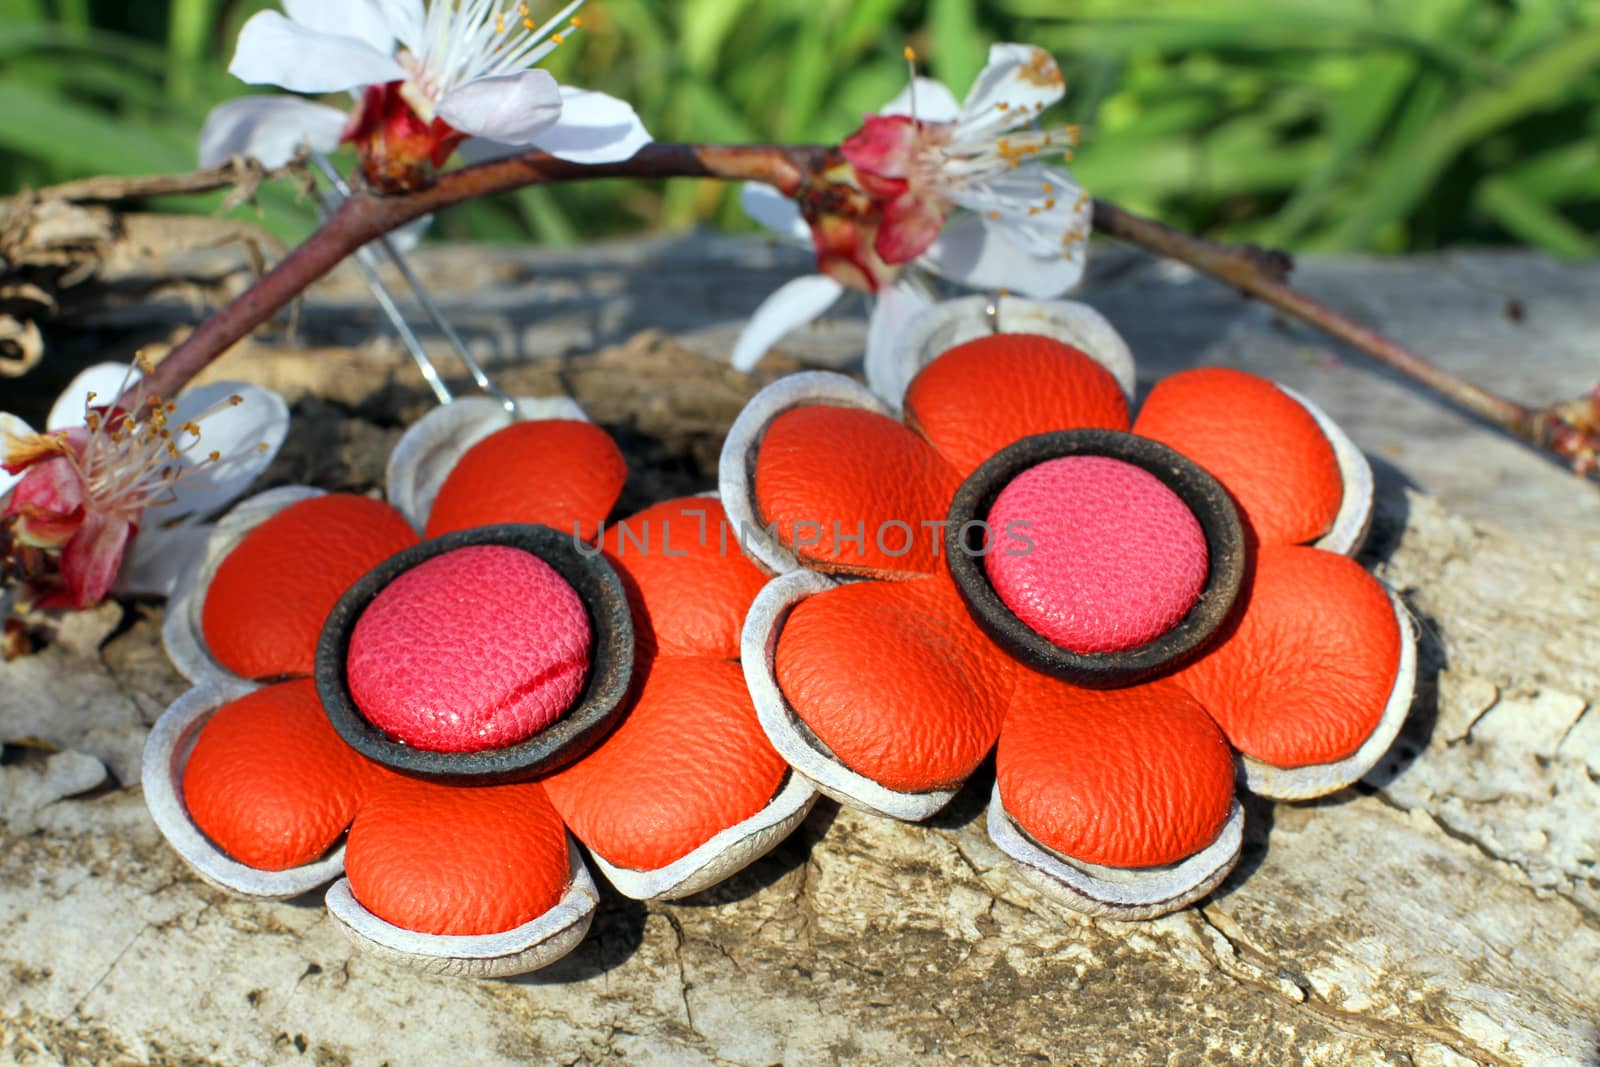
542;657;787;871
603;498;769;659
424;419;627;541
754;404;962;576
1172;544;1400;767
904;334;1130;478
203;495;419;680
997;672;1236;868
774;571;1016;793
345;774;570;936
183;679;378;870
985;456;1208;653
347;545;592;752
1133;368;1343;546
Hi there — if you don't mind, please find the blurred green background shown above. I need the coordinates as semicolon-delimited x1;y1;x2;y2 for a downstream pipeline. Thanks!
2;0;1598;255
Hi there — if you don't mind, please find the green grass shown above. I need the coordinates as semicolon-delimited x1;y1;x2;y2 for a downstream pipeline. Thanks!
2;0;1597;255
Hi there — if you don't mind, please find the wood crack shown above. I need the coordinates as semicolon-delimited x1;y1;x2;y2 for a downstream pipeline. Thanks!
1369;788;1600;928
1192;908;1509;1065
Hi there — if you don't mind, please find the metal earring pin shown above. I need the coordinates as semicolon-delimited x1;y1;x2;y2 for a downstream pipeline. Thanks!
309;152;520;418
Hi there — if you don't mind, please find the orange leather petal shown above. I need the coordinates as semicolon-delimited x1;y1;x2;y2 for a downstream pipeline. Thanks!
345;775;571;936
1133;368;1343;545
1171;544;1401;768
202;495;419;680
542;657;787;871
425;419;627;541
904;333;1130;478
753;404;963;576
603;498;768;659
182;679;377;871
773;573;1015;792
997;672;1236;868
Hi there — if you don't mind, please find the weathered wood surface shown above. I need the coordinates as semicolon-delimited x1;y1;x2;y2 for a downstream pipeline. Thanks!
1;237;1597;1066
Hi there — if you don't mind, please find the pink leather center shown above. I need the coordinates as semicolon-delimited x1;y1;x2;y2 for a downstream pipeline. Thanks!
347;545;592;752
984;456;1208;654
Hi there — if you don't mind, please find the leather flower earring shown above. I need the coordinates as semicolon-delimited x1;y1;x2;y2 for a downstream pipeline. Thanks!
146;395;815;977
722;295;1414;918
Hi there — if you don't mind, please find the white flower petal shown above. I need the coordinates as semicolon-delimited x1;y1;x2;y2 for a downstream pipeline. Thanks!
741;183;810;243
959;43;1066;134
377;0;427;50
920;212;1087;299
229;10;404;94
47;362;141;430
863;278;935;405
0;413;37;499
437;69;563;144
156;383;290;519
880;77;962;123
281;0;406;51
992;191;1094;278
730;275;845;371
197;96;348;168
115;522;215;598
530;88;652;164
948;164;1089;259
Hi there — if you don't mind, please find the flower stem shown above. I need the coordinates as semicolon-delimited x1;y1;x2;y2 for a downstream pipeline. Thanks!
1090;199;1599;478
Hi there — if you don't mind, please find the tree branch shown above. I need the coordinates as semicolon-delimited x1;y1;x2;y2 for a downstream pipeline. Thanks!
1091;199;1599;477
132;142;1597;479
142;143;824;397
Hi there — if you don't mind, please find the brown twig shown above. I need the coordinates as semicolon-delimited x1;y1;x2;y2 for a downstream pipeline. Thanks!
142;142;821;398
1091;199;1600;478
132;143;1595;478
